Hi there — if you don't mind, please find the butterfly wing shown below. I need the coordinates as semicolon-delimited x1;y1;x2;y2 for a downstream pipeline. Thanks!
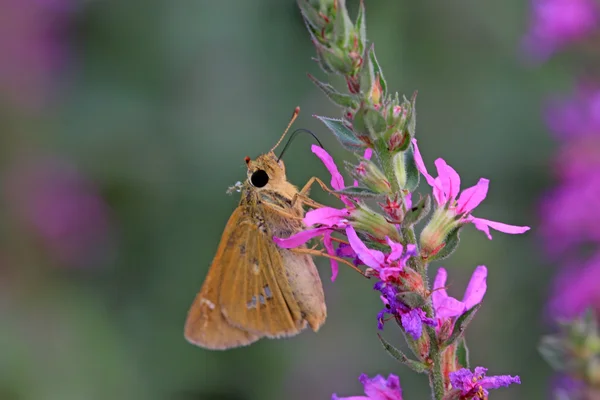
184;207;261;350
218;217;306;337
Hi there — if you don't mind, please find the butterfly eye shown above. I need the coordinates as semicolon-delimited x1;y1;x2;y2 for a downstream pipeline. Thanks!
250;169;269;188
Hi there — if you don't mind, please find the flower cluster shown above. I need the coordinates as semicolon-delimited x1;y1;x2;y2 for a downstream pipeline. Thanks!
523;0;600;396
280;2;530;398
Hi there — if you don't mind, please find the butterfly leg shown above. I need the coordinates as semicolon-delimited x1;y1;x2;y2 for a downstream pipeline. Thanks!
292;176;340;208
262;203;304;221
289;247;368;277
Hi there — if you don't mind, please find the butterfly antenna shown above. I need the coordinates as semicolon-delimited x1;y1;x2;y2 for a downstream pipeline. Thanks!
277;128;324;162
270;106;301;153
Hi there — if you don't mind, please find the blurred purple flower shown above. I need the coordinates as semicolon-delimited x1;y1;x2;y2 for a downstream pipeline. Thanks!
547;253;600;319
449;367;520;399
522;0;599;61
332;373;402;400
5;156;113;268
0;0;74;109
540;172;600;256
546;83;600;140
551;374;587;399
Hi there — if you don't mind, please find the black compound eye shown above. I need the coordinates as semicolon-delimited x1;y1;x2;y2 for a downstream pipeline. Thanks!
250;169;269;188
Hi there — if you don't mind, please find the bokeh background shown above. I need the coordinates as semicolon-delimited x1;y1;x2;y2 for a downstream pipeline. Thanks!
0;1;567;399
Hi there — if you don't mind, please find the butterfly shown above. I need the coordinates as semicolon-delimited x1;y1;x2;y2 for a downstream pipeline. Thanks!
184;107;330;350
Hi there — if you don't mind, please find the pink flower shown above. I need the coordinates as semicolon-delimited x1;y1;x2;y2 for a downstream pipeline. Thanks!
432;266;487;320
412;139;530;240
332;373;403;400
345;225;416;282
522;0;599;61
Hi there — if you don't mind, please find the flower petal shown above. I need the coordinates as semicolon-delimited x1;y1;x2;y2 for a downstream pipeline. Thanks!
361;374;403;400
480;374;521;389
346;226;385;270
363;148;373;160
401;309;423;340
304;207;350;227
463;265;487;309
432;268;449;304
323;231;338;282
312;144;345;190
411;139;436;187
434;158;461;203
470;216;531;239
385;236;404;261
273;227;326;248
456;178;489;214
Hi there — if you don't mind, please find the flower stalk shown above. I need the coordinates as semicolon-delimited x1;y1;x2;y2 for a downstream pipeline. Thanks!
289;1;529;398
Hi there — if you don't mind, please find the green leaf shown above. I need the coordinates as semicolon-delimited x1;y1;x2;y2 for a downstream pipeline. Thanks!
368;45;387;96
308;74;358;108
353;107;386;138
395;291;426;309
297;0;322;32
404;144;420;191
355;0;367;48
335;186;386;199
407;91;417;137
315;116;365;151
402;195;430;228
377;333;428;374
444;303;482;348
333;0;353;47
456;338;470;369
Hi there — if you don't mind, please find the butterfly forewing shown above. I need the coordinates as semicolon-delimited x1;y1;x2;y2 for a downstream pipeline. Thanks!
219;216;304;337
184;207;261;349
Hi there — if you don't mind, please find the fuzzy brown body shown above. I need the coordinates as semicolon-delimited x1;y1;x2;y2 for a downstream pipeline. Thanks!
184;151;326;350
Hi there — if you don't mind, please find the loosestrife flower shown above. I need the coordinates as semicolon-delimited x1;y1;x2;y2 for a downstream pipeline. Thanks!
344;225;433;339
332;373;403;400
412;139;530;254
4;156;112;267
522;0;599;61
432;266;487;323
547;253;600;319
449;367;521;399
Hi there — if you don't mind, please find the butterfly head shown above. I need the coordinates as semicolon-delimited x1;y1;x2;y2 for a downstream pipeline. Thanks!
244;152;286;189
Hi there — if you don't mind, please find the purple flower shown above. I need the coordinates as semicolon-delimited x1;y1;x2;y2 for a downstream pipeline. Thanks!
412;139;530;240
375;282;435;340
0;0;74;109
545;83;600;141
540;172;600;256
432;266;487;321
332;373;402;400
547;253;600;319
4;156;112;267
522;0;599;61
449;367;521;399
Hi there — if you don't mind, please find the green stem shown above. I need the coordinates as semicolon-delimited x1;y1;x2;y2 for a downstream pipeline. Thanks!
426;324;445;400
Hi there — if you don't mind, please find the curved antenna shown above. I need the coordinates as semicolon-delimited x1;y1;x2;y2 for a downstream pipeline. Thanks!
270;106;301;153
277;128;324;162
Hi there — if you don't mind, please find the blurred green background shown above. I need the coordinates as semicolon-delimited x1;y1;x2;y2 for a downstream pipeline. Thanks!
0;1;564;399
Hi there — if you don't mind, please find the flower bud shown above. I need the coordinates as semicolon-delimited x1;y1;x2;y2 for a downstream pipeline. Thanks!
350;158;391;194
350;204;401;242
420;208;461;259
